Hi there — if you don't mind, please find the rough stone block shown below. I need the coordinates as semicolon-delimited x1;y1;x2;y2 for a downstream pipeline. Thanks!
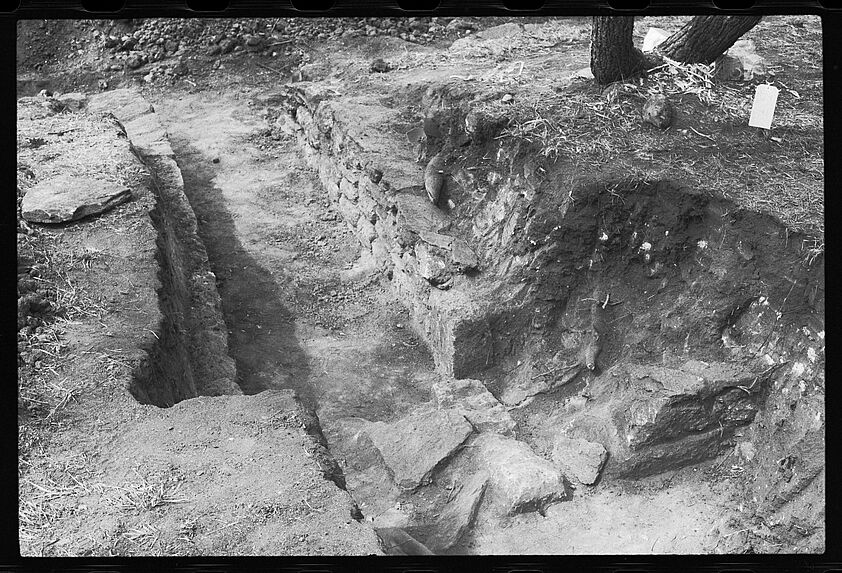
474;433;567;515
365;409;474;490
56;92;87;111
551;435;608;485
618;361;760;450
339;177;358;202
356;216;378;246
396;194;450;235
337;194;360;226
87;88;153;122
727;38;768;80
433;378;515;434
415;243;451;288
476;22;525;41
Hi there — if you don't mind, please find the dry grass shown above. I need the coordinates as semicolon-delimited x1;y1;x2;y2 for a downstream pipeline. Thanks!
19;461;193;556
16;115;124;424
17;230;113;429
103;468;190;513
457;16;825;242
18;453;94;556
121;523;163;553
31;239;112;323
16;96;167;557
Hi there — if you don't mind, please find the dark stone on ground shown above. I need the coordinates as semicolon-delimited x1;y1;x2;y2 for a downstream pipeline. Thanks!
370;58;391;73
642;94;674;129
21;175;133;224
126;54;146;69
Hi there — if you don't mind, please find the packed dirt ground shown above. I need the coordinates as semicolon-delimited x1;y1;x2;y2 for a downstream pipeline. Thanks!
17;15;824;557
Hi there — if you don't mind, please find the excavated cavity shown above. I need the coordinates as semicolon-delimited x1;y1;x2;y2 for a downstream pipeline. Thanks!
278;84;823;488
128;202;200;407
475;177;823;373
155;132;357;496
81;88;240;409
272;83;823;552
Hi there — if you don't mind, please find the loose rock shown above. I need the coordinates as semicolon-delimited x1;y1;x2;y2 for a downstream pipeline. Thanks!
474;433;568;515
642;94;674;129
21;175;133;224
219;38;237;54
551;435;608;485
415;243;451;288
446;18;478;32
477;23;524;41
432;378;515;434
726;38;769;80
126;54;146;69
370;58;391;73
365;409;473;490
56;92;87;111
449;238;478;271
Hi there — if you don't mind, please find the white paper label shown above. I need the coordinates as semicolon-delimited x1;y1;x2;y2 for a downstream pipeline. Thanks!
642;28;669;53
748;84;779;129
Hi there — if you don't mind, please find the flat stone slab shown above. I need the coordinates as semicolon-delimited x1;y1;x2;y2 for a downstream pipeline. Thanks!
551;435;608;485
365;409;473;490
89;89;174;158
122;113;174;157
87;88;154;123
474;433;567;515
22;175;132;224
432;378;515;435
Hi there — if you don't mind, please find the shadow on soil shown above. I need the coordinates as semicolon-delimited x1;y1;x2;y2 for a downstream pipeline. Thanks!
169;138;318;410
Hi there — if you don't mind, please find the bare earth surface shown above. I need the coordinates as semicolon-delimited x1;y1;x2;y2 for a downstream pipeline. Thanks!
16;15;824;558
149;84;742;556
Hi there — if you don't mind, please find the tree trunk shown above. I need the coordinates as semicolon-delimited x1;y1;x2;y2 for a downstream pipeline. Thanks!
590;16;649;85
658;15;762;64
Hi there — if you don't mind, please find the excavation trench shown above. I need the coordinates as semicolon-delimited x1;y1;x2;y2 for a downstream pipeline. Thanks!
16;16;824;556
81;90;240;409
266;85;825;554
98;88;356;493
130;86;824;554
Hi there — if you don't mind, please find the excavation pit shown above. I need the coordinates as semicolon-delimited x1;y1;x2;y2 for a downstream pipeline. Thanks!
16;15;824;556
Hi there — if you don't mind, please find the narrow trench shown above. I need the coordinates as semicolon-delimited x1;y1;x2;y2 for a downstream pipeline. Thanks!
127;201;198;407
163;135;353;493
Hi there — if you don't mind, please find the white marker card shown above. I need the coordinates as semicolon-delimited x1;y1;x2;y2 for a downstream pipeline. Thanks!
748;84;779;129
642;28;668;52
